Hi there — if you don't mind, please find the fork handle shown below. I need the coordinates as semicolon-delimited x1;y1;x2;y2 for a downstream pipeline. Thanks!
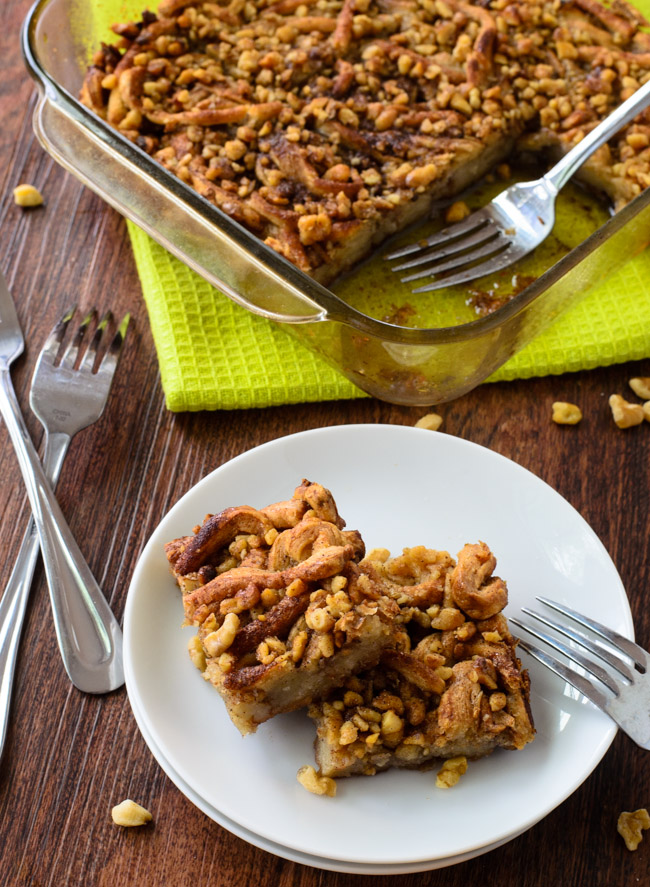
0;431;70;761
544;77;650;194
0;368;124;694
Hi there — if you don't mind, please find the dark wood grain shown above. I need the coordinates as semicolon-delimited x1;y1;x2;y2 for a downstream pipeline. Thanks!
1;1;650;884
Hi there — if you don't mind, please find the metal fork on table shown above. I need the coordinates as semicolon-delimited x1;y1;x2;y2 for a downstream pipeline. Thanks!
386;77;650;292
0;291;129;760
511;597;650;750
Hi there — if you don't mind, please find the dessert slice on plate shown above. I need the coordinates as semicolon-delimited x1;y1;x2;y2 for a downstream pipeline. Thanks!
165;480;399;734
309;542;535;777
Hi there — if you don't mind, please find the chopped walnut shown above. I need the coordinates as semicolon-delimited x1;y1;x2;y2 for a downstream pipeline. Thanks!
629;377;650;400
436;756;468;789
618;808;650;851
609;394;645;429
13;184;43;207
444;201;471;224
111;799;153;827
415;413;443;431
297;765;337;797
552;402;582;425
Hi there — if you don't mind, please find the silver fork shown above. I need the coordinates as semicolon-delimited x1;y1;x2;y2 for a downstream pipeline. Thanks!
510;597;650;750
0;303;129;758
386;78;650;293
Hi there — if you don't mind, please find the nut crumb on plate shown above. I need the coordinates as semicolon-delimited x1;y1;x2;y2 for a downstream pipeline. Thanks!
609;394;645;428
435;756;468;789
617;808;650;851
552;402;582;425
297;765;337;797
111;799;153;827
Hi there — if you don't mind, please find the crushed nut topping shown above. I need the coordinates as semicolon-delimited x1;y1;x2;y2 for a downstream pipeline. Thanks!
13;184;44;207
82;0;650;285
415;412;443;431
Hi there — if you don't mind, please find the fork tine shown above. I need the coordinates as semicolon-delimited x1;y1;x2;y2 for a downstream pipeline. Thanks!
517;639;611;711
520;606;636;681
78;311;112;373
401;235;508;283
59;309;96;369
392;223;501;273
39;306;77;365
385;210;489;261
96;313;130;381
537;597;648;669
510;617;623;694
411;243;521;292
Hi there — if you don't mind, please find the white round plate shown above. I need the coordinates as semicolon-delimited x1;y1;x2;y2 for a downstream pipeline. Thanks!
124;424;632;867
128;686;529;874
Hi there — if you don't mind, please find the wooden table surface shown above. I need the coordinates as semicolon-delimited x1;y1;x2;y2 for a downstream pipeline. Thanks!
2;1;650;884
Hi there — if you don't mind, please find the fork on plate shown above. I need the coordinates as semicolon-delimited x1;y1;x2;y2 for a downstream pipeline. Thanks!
0;307;128;760
511;597;650;750
386;77;650;292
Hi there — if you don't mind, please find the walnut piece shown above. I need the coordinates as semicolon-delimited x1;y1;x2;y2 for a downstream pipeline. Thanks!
629;377;650;400
436;756;468;789
111;799;153;827
552;402;582;425
617;808;650;851
415;413;443;431
297;765;337;797
609;394;645;429
13;184;43;207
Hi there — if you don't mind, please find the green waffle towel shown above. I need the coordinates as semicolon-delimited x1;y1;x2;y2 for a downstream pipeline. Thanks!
129;221;650;411
92;0;650;411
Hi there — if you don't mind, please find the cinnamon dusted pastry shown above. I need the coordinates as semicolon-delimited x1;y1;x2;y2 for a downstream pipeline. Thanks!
309;542;535;777
81;0;650;287
165;480;399;734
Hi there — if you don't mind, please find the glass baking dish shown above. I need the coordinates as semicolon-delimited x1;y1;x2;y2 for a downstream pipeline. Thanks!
22;0;650;406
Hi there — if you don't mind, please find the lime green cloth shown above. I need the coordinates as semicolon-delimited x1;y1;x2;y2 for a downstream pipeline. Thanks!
129;216;650;412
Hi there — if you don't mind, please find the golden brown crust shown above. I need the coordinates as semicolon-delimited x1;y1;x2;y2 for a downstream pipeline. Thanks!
82;0;650;285
309;543;534;777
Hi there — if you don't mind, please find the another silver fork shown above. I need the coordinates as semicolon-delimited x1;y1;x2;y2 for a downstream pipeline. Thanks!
0;307;129;760
511;597;650;750
386;78;650;292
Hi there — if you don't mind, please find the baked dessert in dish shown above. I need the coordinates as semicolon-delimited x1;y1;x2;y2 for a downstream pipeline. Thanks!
81;0;650;286
165;480;400;734
309;542;535;777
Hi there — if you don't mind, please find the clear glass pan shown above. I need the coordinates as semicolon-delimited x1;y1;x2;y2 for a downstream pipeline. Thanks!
22;0;650;405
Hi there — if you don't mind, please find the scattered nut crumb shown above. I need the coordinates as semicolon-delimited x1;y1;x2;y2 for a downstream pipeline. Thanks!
415;412;443;431
444;201;471;224
609;394;645;428
643;402;650;422
187;635;206;672
297;765;337;797
629;377;650;400
618;809;650;850
13;184;44;207
552;402;582;425
435;756;468;789
111;799;153;827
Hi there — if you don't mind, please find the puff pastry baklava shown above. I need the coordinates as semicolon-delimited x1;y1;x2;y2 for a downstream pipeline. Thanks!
82;0;650;286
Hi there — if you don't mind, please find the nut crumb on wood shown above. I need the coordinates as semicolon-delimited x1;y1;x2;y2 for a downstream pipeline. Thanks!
643;402;650;421
415;412;443;431
297;765;337;797
13;184;44;207
111;799;153;827
629;377;650;400
552;402;582;425
618;808;650;851
609;394;645;429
